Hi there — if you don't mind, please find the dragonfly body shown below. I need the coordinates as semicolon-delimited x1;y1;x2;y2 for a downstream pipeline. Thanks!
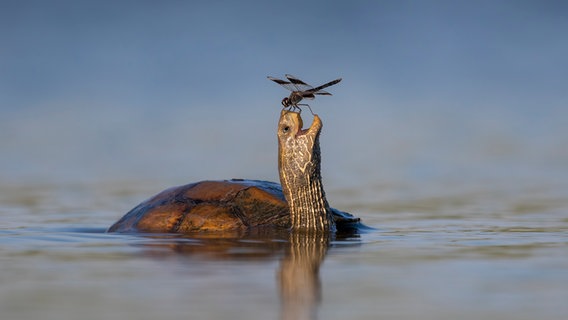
268;74;341;113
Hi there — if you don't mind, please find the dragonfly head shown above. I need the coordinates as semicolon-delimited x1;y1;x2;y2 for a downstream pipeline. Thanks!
281;97;290;107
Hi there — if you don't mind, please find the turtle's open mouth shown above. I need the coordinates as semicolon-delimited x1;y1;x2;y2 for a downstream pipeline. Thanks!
295;114;322;138
278;109;322;140
297;126;309;137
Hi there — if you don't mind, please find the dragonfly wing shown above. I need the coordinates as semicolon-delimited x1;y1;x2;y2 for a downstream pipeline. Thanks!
306;78;342;93
285;74;315;92
267;76;297;92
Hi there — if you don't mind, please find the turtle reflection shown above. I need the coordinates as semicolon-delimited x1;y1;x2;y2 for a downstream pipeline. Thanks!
279;232;330;320
134;230;360;320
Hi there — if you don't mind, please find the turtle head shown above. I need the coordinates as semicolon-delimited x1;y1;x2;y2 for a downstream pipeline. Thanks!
277;109;322;176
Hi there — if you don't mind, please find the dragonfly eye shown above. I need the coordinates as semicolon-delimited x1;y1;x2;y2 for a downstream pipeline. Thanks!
281;98;288;107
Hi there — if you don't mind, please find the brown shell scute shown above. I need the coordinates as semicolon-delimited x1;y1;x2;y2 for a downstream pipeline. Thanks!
182;180;247;202
232;186;289;227
135;202;187;232
176;204;244;232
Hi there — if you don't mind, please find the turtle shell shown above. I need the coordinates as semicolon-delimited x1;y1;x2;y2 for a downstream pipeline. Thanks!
108;179;360;233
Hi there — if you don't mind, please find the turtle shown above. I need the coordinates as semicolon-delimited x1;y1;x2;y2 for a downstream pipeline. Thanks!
108;110;362;234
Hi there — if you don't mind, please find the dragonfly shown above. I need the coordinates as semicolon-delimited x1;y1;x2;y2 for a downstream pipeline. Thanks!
267;74;342;114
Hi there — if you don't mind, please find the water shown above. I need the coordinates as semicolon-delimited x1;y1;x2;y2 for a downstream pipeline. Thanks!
1;173;567;320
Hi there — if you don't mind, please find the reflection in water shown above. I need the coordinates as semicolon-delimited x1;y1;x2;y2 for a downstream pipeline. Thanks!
279;232;329;320
134;230;356;320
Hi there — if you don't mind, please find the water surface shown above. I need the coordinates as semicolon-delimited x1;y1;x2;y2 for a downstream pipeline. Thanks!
1;176;566;320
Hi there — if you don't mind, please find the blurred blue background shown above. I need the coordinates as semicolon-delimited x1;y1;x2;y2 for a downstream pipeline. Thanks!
1;0;567;188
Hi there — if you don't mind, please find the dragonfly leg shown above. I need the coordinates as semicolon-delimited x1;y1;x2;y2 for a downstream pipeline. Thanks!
282;105;298;113
298;103;314;115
